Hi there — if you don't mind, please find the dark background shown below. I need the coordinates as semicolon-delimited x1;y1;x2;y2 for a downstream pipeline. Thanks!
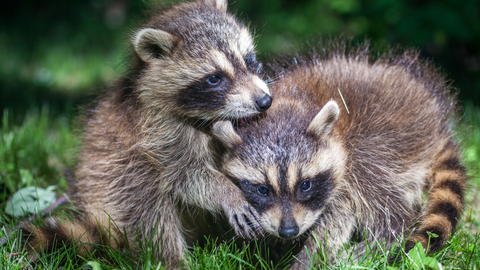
1;0;479;118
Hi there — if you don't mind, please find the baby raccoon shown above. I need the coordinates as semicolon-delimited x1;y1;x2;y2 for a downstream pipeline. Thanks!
213;44;467;268
21;0;270;266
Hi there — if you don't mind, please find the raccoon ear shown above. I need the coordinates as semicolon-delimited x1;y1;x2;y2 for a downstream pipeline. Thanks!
201;0;228;13
212;121;242;148
307;100;340;138
133;28;178;62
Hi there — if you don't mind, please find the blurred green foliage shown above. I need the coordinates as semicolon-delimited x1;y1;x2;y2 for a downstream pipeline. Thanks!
1;0;479;115
0;108;77;211
232;0;480;104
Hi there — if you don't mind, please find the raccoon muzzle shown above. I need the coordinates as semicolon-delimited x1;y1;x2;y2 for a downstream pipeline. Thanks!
255;94;272;112
278;219;299;239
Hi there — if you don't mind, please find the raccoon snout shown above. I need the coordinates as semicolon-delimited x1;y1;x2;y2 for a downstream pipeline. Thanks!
255;94;272;112
278;220;299;239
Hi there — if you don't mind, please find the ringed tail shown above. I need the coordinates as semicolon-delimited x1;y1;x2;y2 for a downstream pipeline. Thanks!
20;214;126;257
407;140;467;253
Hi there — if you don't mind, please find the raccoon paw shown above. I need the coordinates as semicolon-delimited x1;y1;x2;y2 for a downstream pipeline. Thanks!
225;205;262;239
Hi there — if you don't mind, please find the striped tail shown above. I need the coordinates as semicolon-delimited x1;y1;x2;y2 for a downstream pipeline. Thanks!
20;213;126;259
407;140;467;253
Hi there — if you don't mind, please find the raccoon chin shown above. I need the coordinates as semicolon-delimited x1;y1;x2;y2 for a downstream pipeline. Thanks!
275;232;310;246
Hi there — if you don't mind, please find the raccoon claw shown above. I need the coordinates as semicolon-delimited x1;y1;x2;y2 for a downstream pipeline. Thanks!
226;205;262;239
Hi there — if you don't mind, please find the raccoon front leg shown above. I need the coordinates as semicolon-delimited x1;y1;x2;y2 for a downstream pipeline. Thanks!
203;170;262;238
170;160;261;239
218;180;262;238
208;121;262;238
136;197;187;268
406;140;467;253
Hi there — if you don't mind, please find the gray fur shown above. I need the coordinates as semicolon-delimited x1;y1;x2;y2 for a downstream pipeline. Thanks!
215;43;467;268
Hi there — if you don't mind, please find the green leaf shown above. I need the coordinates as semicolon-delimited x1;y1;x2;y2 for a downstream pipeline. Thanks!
87;261;102;270
407;242;440;270
427;231;439;239
409;242;426;263
4;185;56;217
424;257;441;270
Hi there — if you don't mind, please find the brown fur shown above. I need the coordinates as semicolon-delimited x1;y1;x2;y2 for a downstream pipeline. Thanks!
20;0;270;266
213;42;467;268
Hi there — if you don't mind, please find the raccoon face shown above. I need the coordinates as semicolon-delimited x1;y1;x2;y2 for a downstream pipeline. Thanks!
227;156;343;240
213;101;346;239
132;0;271;121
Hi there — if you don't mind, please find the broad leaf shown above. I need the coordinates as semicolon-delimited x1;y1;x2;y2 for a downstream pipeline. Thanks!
5;186;56;217
407;242;441;270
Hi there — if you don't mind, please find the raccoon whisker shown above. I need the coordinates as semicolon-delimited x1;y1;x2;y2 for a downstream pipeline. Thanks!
225;231;239;242
192;117;203;126
194;118;207;128
214;114;223;123
218;111;230;124
208;112;228;128
197;117;210;128
223;111;231;120
259;233;269;242
264;76;280;86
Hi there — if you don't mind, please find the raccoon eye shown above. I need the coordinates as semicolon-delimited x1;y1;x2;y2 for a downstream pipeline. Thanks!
257;186;270;196
206;74;222;86
300;181;312;192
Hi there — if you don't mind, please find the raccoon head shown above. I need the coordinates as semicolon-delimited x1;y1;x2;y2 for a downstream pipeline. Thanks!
132;0;271;121
213;101;346;239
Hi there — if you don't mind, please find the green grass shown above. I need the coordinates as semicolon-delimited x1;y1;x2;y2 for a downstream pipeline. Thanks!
0;105;479;269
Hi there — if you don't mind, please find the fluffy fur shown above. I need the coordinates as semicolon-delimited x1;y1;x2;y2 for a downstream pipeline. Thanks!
213;42;467;268
21;0;271;266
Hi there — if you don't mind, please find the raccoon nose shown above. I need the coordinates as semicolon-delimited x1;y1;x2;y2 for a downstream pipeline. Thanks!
278;222;299;239
255;94;272;112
